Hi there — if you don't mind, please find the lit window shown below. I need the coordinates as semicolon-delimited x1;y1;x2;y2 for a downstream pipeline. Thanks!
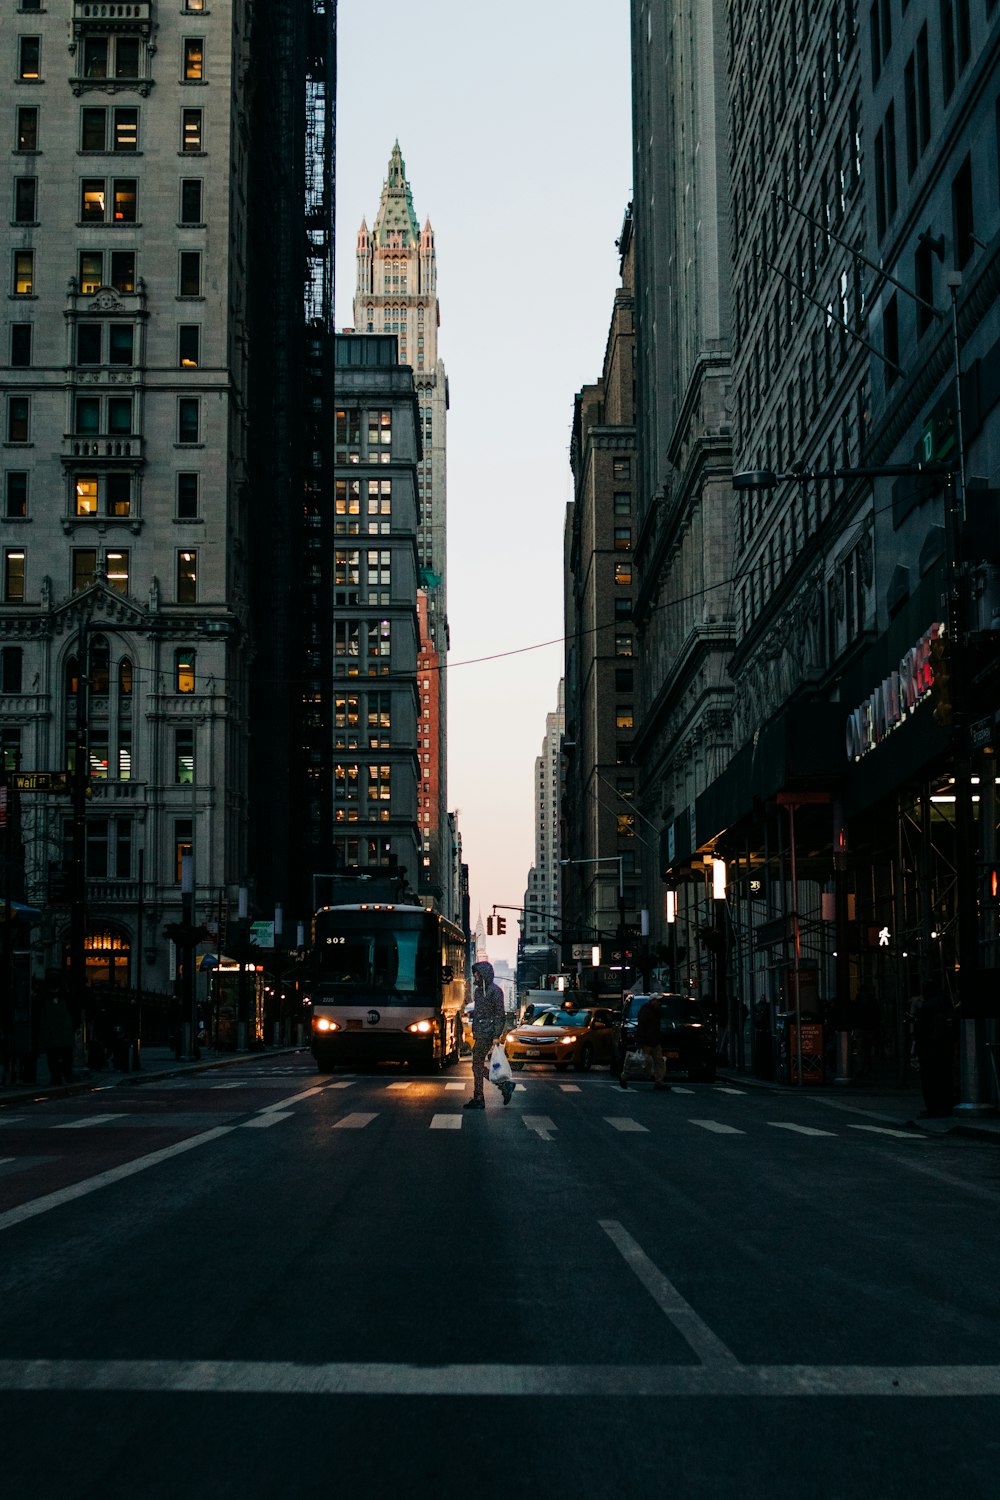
175;649;196;693
75;478;99;516
14;250;34;295
106;550;128;594
182;109;203;152
18;36;40;80
176;550;197;603
4;549;25;602
183;38;204;80
178;325;200;368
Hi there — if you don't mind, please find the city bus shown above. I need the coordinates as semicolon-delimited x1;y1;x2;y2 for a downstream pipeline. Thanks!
308;903;468;1072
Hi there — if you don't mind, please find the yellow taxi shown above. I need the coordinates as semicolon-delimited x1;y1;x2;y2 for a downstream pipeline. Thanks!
503;1002;616;1073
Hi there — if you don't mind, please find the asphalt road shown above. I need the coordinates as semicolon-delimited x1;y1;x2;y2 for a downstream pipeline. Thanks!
2;1054;1000;1499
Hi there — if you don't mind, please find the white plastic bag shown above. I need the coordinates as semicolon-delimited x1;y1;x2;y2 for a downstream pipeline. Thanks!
488;1044;513;1085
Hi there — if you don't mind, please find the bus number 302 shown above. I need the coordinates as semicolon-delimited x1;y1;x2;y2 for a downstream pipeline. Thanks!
324;936;346;945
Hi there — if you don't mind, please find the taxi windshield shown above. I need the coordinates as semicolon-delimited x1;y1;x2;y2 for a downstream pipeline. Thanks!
522;1008;591;1028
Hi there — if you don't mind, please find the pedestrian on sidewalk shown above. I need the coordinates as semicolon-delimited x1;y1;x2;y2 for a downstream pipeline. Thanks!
38;978;76;1087
464;961;512;1109
621;992;671;1091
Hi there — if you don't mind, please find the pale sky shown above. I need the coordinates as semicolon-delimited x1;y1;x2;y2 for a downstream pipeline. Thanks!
334;0;633;965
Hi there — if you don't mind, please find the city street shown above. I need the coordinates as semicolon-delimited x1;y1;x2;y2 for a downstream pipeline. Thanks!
1;1054;1000;1498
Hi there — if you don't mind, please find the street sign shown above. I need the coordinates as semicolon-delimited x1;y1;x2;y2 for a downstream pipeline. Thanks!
12;771;70;793
571;944;589;960
249;920;275;948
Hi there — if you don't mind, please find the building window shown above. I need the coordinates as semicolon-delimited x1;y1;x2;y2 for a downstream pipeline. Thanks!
16;106;37;151
367;478;391;532
334;549;361;606
18;36;40;81
14;176;36;223
367;410;392;457
179;250;201;296
336;408;361;463
72;549;96;593
175;649;196;693
613;492;631;516
0;647;23;695
106;550;128;594
177;398;200;444
113;108;139;152
74;476;98;515
175;727;194;784
614;632;633;657
177;472;199;519
174;820;193;883
183;38;204;80
176;550;197;603
367;549;391;604
613;527;632;551
109;323;135;364
184;0;207;10
7;396;29;443
614;561;632;587
615;669;634;692
612;458;631;480
616;708;634;731
180;178;202;224
5;471;27;519
13;250;33;295
181;108;203;152
4;550;25;602
178;325;200;368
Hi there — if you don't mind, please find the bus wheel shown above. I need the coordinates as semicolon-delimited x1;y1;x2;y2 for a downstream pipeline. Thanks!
313;1052;336;1074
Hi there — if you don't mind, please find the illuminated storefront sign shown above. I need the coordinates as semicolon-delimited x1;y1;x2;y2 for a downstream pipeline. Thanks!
845;622;943;762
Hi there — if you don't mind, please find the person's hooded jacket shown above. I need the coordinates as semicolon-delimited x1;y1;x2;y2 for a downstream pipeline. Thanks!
470;961;506;1041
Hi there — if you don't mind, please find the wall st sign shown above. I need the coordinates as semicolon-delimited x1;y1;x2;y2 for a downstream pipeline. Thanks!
845;623;942;762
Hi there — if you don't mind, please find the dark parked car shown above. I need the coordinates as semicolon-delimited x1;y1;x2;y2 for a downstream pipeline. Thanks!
610;993;716;1081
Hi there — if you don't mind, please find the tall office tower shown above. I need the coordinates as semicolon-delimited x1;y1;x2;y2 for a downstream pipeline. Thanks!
355;145;449;907
328;334;421;899
628;1;735;970
563;211;638;968
0;3;313;998
522;681;565;947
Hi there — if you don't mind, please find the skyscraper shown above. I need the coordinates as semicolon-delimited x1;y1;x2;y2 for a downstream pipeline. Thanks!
355;145;450;905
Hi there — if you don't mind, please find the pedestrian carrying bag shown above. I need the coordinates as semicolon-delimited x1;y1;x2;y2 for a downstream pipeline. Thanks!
488;1045;513;1086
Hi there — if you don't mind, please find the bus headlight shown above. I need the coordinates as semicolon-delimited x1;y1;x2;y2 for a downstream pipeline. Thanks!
313;1017;341;1033
407;1020;434;1034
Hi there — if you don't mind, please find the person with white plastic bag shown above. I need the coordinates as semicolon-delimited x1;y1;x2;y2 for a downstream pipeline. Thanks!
465;961;513;1108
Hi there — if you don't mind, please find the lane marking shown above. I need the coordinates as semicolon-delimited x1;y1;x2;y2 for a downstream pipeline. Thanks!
768;1122;838;1138
240;1113;293;1129
523;1115;556;1141
714;1087;746;1095
848;1124;928;1142
445;1082;465;1091
559;1084;581;1093
330;1081;355;1090
387;1082;412;1091
54;1114;130;1130
0;1126;236;1235
690;1120;745;1135
333;1114;377;1130
671;1087;695;1095
429;1115;462;1131
258;1087;326;1112
0;1359;999;1397
604;1118;649;1134
599;1219;739;1367
214;1083;245;1091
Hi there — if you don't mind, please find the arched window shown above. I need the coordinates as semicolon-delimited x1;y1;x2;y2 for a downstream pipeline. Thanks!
90;635;110;696
118;657;133;696
65;655;79;696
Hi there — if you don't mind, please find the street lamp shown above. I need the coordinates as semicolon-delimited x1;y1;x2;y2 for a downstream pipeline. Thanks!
560;855;627;1012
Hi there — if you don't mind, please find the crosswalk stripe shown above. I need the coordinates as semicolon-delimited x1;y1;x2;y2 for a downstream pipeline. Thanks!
445;1082;465;1091
849;1124;928;1142
387;1082;412;1090
768;1122;837;1138
690;1120;745;1135
671;1087;695;1094
54;1114;129;1130
329;1081;354;1089
430;1114;462;1130
333;1113;377;1130
605;1117;649;1133
714;1087;746;1095
559;1084;581;1093
240;1113;293;1129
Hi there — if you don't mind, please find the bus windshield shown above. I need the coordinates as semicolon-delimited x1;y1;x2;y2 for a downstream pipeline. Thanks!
314;913;438;998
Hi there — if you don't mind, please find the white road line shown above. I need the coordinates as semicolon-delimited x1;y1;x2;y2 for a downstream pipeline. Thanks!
54;1114;129;1130
258;1087;326;1112
559;1084;581;1093
714;1087;746;1095
768;1122;838;1138
429;1115;462;1131
523;1115;556;1141
671;1087;695;1095
690;1120;745;1135
333;1113;377;1130
214;1083;245;1090
445;1082;465;1091
0;1158;15;1165
2;1358;1000;1397
387;1082;412;1090
240;1113;293;1129
604;1117;649;1133
329;1081;355;1090
0;1126;236;1235
599;1219;740;1367
849;1124;928;1142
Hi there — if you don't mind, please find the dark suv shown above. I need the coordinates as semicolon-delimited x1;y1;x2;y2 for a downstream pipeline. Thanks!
610;993;716;1081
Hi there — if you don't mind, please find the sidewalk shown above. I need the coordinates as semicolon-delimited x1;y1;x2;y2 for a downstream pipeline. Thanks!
0;1044;304;1110
717;1060;1000;1143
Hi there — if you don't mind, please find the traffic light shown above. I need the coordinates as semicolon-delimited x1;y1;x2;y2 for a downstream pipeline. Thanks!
496;916;507;936
486;916;493;936
929;630;952;727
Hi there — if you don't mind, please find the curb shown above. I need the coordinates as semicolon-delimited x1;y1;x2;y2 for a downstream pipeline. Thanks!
0;1046;304;1112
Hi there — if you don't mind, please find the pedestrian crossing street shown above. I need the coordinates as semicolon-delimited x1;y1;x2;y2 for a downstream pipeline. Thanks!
0;1076;933;1149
